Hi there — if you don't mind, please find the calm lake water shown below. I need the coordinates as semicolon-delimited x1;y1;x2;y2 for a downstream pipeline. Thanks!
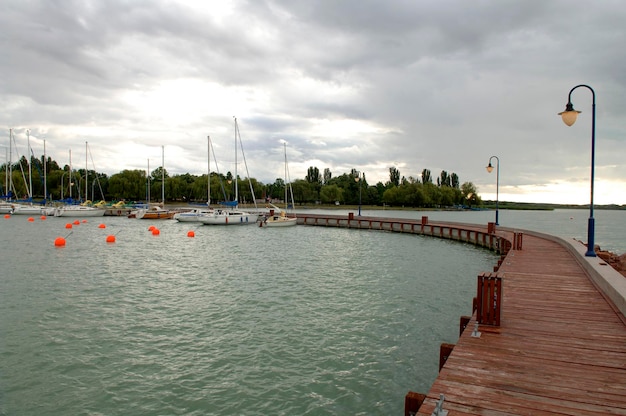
0;208;622;415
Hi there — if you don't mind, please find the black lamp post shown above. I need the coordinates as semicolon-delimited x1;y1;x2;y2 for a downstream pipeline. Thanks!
486;156;500;225
559;84;597;257
354;172;362;216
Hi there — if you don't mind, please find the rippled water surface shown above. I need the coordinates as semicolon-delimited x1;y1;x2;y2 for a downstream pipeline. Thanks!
3;209;613;415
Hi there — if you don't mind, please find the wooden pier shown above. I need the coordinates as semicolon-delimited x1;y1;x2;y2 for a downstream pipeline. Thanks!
296;213;626;415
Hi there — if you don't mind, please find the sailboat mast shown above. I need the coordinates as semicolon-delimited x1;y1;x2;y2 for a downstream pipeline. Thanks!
85;141;88;203
284;142;288;209
8;129;13;200
234;117;238;204
3;145;7;198
161;145;165;205
69;149;72;199
147;158;150;204
27;130;32;200
44;140;47;202
207;136;211;206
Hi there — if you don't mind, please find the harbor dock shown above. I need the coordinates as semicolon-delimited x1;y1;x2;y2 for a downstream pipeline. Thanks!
296;213;626;415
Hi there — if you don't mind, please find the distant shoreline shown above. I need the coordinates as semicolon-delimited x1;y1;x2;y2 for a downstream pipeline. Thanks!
181;202;624;212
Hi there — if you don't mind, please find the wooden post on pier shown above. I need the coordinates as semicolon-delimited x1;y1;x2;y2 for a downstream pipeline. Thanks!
439;343;455;371
476;272;502;326
460;315;471;336
512;232;524;250
404;391;426;416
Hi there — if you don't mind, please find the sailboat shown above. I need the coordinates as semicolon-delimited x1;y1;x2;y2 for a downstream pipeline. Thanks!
260;142;297;227
0;130;13;213
199;118;258;225
54;142;105;217
174;136;215;222
136;146;176;219
11;130;56;216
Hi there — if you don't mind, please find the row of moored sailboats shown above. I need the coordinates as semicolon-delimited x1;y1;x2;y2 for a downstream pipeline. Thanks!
3;120;297;226
2;130;106;217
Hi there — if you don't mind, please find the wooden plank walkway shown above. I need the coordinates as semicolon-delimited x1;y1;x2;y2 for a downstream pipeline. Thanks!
296;214;626;415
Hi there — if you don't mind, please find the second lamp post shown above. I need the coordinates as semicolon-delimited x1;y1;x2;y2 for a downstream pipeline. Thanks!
354;172;362;216
486;156;500;226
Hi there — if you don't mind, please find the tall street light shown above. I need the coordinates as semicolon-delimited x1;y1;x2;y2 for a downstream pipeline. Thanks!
354;172;362;216
559;84;597;257
486;156;500;226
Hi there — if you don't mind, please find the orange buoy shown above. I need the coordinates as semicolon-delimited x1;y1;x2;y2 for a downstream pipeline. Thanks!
73;220;80;225
54;237;66;247
40;215;47;220
98;223;106;229
106;235;116;243
82;219;87;223
28;217;35;222
187;230;195;237
152;228;160;235
4;214;10;219
65;223;73;229
148;225;156;231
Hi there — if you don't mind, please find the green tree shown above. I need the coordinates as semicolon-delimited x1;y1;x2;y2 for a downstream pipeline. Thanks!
323;168;332;185
291;179;317;204
450;173;460;189
151;166;169;181
305;167;321;185
440;186;456;207
267;178;285;200
320;184;343;204
438;170;451;187
422;182;440;207
389;167;400;187
461;182;480;207
108;169;147;201
305;166;322;201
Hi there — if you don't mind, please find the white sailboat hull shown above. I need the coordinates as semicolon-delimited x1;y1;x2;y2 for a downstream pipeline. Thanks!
260;215;297;227
11;204;55;216
0;202;13;214
54;206;105;217
260;144;297;229
199;209;258;225
173;208;214;222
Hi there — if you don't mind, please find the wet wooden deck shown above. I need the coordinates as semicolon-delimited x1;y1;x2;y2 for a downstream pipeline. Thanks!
296;213;626;415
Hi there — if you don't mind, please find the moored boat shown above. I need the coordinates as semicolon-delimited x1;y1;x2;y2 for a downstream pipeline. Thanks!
135;205;176;220
198;208;258;225
260;210;297;227
0;201;13;214
173;207;215;222
11;203;56;216
54;204;105;217
199;118;259;226
259;143;297;228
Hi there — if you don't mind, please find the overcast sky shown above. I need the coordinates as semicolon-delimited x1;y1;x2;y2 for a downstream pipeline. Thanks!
1;0;625;204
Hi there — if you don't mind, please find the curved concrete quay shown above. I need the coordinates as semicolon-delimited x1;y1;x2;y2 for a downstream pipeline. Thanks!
296;213;626;416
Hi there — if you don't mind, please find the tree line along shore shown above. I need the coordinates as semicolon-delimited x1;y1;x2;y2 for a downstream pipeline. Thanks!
2;156;624;210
